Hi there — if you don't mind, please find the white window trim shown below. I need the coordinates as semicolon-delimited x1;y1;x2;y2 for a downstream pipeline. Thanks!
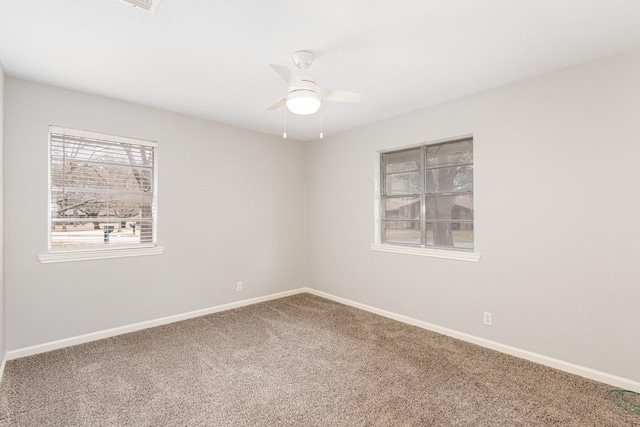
41;126;162;263
372;135;481;262
39;246;165;264
370;243;480;262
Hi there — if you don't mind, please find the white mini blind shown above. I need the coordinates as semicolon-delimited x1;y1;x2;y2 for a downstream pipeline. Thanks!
49;126;157;251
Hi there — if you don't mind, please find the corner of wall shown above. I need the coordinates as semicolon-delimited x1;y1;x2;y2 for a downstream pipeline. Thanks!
0;58;7;381
304;139;309;288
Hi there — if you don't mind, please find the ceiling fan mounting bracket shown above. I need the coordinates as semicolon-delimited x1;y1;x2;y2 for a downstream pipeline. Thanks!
292;50;314;72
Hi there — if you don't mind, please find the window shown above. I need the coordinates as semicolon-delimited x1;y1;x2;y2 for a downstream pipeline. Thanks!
380;138;473;250
46;126;159;256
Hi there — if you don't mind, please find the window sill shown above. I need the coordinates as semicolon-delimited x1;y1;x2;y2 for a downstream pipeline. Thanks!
370;243;481;262
39;246;165;264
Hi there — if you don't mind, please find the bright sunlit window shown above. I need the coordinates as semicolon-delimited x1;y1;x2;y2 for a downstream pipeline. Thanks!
47;126;158;254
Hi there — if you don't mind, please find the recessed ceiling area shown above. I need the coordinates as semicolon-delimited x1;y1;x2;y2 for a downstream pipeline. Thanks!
1;0;640;141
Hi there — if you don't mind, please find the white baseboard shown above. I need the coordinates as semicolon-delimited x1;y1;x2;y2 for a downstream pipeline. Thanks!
0;353;6;385
7;288;308;360
7;286;639;393
306;288;640;393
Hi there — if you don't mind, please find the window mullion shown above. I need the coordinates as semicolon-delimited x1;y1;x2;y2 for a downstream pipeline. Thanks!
420;145;426;248
379;137;474;251
380;153;386;243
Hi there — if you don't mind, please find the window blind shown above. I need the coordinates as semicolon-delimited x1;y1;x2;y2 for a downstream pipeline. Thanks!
49;126;157;251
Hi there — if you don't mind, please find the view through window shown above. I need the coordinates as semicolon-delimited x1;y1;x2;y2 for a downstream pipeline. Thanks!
380;138;473;250
49;126;157;251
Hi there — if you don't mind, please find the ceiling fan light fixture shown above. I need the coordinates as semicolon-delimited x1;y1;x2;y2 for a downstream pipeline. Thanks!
286;90;321;115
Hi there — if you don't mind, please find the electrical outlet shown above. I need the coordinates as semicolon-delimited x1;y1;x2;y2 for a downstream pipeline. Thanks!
236;282;243;291
483;312;492;326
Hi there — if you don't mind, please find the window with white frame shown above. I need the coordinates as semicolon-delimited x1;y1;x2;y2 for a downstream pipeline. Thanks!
48;126;158;252
380;138;473;250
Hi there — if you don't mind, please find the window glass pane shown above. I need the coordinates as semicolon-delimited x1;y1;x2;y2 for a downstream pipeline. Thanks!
380;138;473;251
384;148;421;173
426;140;472;168
425;195;473;221
51;220;145;249
426;223;474;250
384;171;421;195
383;197;420;220
383;221;421;245
50;127;156;251
425;165;473;193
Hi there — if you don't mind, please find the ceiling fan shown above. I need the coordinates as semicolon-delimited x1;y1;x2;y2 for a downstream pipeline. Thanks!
266;51;362;116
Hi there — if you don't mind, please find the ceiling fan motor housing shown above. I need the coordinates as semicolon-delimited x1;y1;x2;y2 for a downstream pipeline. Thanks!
289;74;318;94
287;75;321;115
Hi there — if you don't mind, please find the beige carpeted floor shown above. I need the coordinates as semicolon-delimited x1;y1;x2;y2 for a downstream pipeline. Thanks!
0;293;636;426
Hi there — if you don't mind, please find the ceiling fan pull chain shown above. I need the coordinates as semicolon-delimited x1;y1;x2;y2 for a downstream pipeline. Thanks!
320;105;324;139
283;109;287;139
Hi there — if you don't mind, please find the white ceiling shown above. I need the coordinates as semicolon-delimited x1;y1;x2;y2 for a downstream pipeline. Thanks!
1;0;640;141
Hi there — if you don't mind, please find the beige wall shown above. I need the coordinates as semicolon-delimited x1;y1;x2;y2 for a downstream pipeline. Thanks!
4;78;307;351
307;49;640;383
0;61;5;362
4;48;640;387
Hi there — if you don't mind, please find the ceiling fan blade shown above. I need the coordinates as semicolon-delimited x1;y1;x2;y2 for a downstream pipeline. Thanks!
265;97;287;111
320;88;362;103
270;64;302;84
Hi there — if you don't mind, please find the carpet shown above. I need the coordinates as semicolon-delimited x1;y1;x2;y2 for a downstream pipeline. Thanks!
0;293;636;426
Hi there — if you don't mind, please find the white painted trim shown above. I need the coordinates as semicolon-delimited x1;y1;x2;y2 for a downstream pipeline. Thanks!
372;151;382;244
306;288;640;393
377;133;475;154
0;353;6;385
8;287;638;392
46;126;160;256
49;125;157;147
370;243;481;262
39;246;165;263
7;288;307;360
372;136;480;263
